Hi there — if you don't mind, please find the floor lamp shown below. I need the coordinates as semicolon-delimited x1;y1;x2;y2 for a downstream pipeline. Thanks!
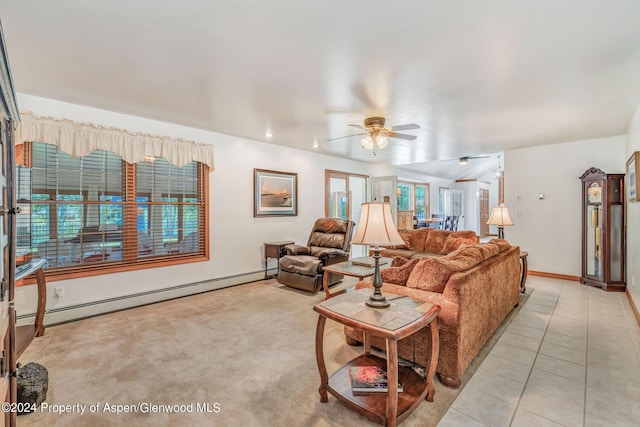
352;202;405;308
486;204;514;239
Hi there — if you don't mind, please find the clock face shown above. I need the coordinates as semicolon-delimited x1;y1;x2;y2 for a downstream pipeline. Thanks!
587;182;602;203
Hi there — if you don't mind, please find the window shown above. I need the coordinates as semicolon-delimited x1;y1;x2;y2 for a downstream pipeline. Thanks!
396;182;430;218
397;183;411;211
26;142;208;278
414;184;429;219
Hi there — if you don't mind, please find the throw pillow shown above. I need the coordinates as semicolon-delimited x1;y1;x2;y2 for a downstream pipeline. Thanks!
380;257;420;285
406;257;454;293
390;256;410;267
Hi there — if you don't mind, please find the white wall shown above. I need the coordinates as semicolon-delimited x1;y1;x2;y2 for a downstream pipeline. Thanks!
505;136;626;276
15;94;456;322
626;102;640;311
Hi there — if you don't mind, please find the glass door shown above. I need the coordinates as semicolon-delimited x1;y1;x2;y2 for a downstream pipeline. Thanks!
451;189;464;230
325;170;367;258
369;176;398;223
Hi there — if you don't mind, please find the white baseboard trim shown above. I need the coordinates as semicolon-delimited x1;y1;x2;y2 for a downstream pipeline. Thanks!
17;270;266;326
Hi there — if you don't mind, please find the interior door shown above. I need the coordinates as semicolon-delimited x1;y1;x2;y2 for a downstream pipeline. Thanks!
479;188;490;237
369;176;398;223
451;189;464;230
0;118;8;427
325;171;367;258
326;174;349;219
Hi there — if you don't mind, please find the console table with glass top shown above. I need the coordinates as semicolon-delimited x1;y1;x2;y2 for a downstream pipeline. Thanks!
314;289;440;427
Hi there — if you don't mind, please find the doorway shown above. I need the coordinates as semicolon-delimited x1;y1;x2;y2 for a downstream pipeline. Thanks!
451;189;464;230
325;170;368;258
479;188;489;236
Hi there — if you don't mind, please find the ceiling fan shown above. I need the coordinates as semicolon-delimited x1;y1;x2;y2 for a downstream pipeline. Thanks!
327;117;420;155
457;155;490;165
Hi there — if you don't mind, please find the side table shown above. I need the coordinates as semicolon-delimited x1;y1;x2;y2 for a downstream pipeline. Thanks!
264;241;294;279
322;257;392;300
314;289;440;427
519;250;528;293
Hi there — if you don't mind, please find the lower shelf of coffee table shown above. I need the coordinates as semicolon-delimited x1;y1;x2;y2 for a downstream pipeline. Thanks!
327;354;428;425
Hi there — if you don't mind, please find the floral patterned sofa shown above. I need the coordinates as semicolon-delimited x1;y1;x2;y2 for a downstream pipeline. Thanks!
345;239;521;388
374;228;479;259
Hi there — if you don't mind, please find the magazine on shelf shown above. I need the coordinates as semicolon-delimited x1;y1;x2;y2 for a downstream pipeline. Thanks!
349;366;403;393
351;257;390;268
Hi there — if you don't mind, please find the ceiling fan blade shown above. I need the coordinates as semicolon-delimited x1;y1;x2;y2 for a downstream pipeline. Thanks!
387;132;417;141
390;123;420;131
326;132;367;142
348;124;367;131
469;155;490;160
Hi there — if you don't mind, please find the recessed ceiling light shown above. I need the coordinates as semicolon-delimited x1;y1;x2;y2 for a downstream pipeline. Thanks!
264;131;273;138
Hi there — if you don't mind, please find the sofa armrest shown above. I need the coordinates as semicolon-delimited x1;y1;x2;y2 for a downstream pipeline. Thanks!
284;244;310;255
313;248;349;265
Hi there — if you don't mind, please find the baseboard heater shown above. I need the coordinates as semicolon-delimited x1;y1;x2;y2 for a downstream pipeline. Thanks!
17;270;266;326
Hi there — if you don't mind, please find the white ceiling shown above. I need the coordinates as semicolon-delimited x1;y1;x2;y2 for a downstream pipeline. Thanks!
1;1;639;180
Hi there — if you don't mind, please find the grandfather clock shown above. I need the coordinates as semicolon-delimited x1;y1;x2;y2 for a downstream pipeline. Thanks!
580;167;625;291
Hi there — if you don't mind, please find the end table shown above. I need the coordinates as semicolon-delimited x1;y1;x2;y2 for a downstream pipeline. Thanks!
321;257;392;300
519;250;528;293
264;241;294;279
314;289;440;427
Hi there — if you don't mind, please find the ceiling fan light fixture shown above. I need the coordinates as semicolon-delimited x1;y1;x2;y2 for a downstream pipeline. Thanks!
375;134;388;149
361;135;374;150
459;157;469;165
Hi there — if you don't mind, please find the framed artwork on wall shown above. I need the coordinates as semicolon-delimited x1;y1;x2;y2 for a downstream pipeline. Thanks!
627;151;640;202
254;169;298;217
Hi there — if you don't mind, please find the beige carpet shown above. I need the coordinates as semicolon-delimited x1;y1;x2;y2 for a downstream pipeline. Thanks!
18;279;526;427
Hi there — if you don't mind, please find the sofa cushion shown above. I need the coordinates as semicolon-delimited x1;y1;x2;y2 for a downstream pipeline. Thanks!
378;248;422;259
408;228;430;251
406;257;454;293
424;229;450;253
476;242;501;259
380;257;421;285
440;231;479;254
444;245;486;271
441;236;470;254
383;229;413;249
308;232;346;249
490;238;511;252
279;255;322;276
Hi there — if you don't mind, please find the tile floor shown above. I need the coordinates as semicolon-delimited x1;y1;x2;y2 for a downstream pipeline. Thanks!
438;276;640;427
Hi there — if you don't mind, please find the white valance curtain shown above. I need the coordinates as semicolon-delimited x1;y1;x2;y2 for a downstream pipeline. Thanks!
15;111;215;169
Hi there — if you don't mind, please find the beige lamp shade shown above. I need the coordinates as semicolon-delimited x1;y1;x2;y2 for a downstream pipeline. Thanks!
486;205;514;226
352;202;405;247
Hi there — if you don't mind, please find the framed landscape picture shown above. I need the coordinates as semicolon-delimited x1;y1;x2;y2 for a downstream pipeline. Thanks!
254;169;298;217
627;151;640;202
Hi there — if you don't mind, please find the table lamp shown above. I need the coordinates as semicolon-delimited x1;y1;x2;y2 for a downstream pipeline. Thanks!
352;202;405;308
486;204;514;239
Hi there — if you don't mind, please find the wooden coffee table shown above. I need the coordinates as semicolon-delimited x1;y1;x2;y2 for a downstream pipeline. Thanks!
314;289;440;427
322;257;392;300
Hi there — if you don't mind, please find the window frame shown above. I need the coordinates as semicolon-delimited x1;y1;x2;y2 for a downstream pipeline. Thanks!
19;142;210;285
397;181;430;218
